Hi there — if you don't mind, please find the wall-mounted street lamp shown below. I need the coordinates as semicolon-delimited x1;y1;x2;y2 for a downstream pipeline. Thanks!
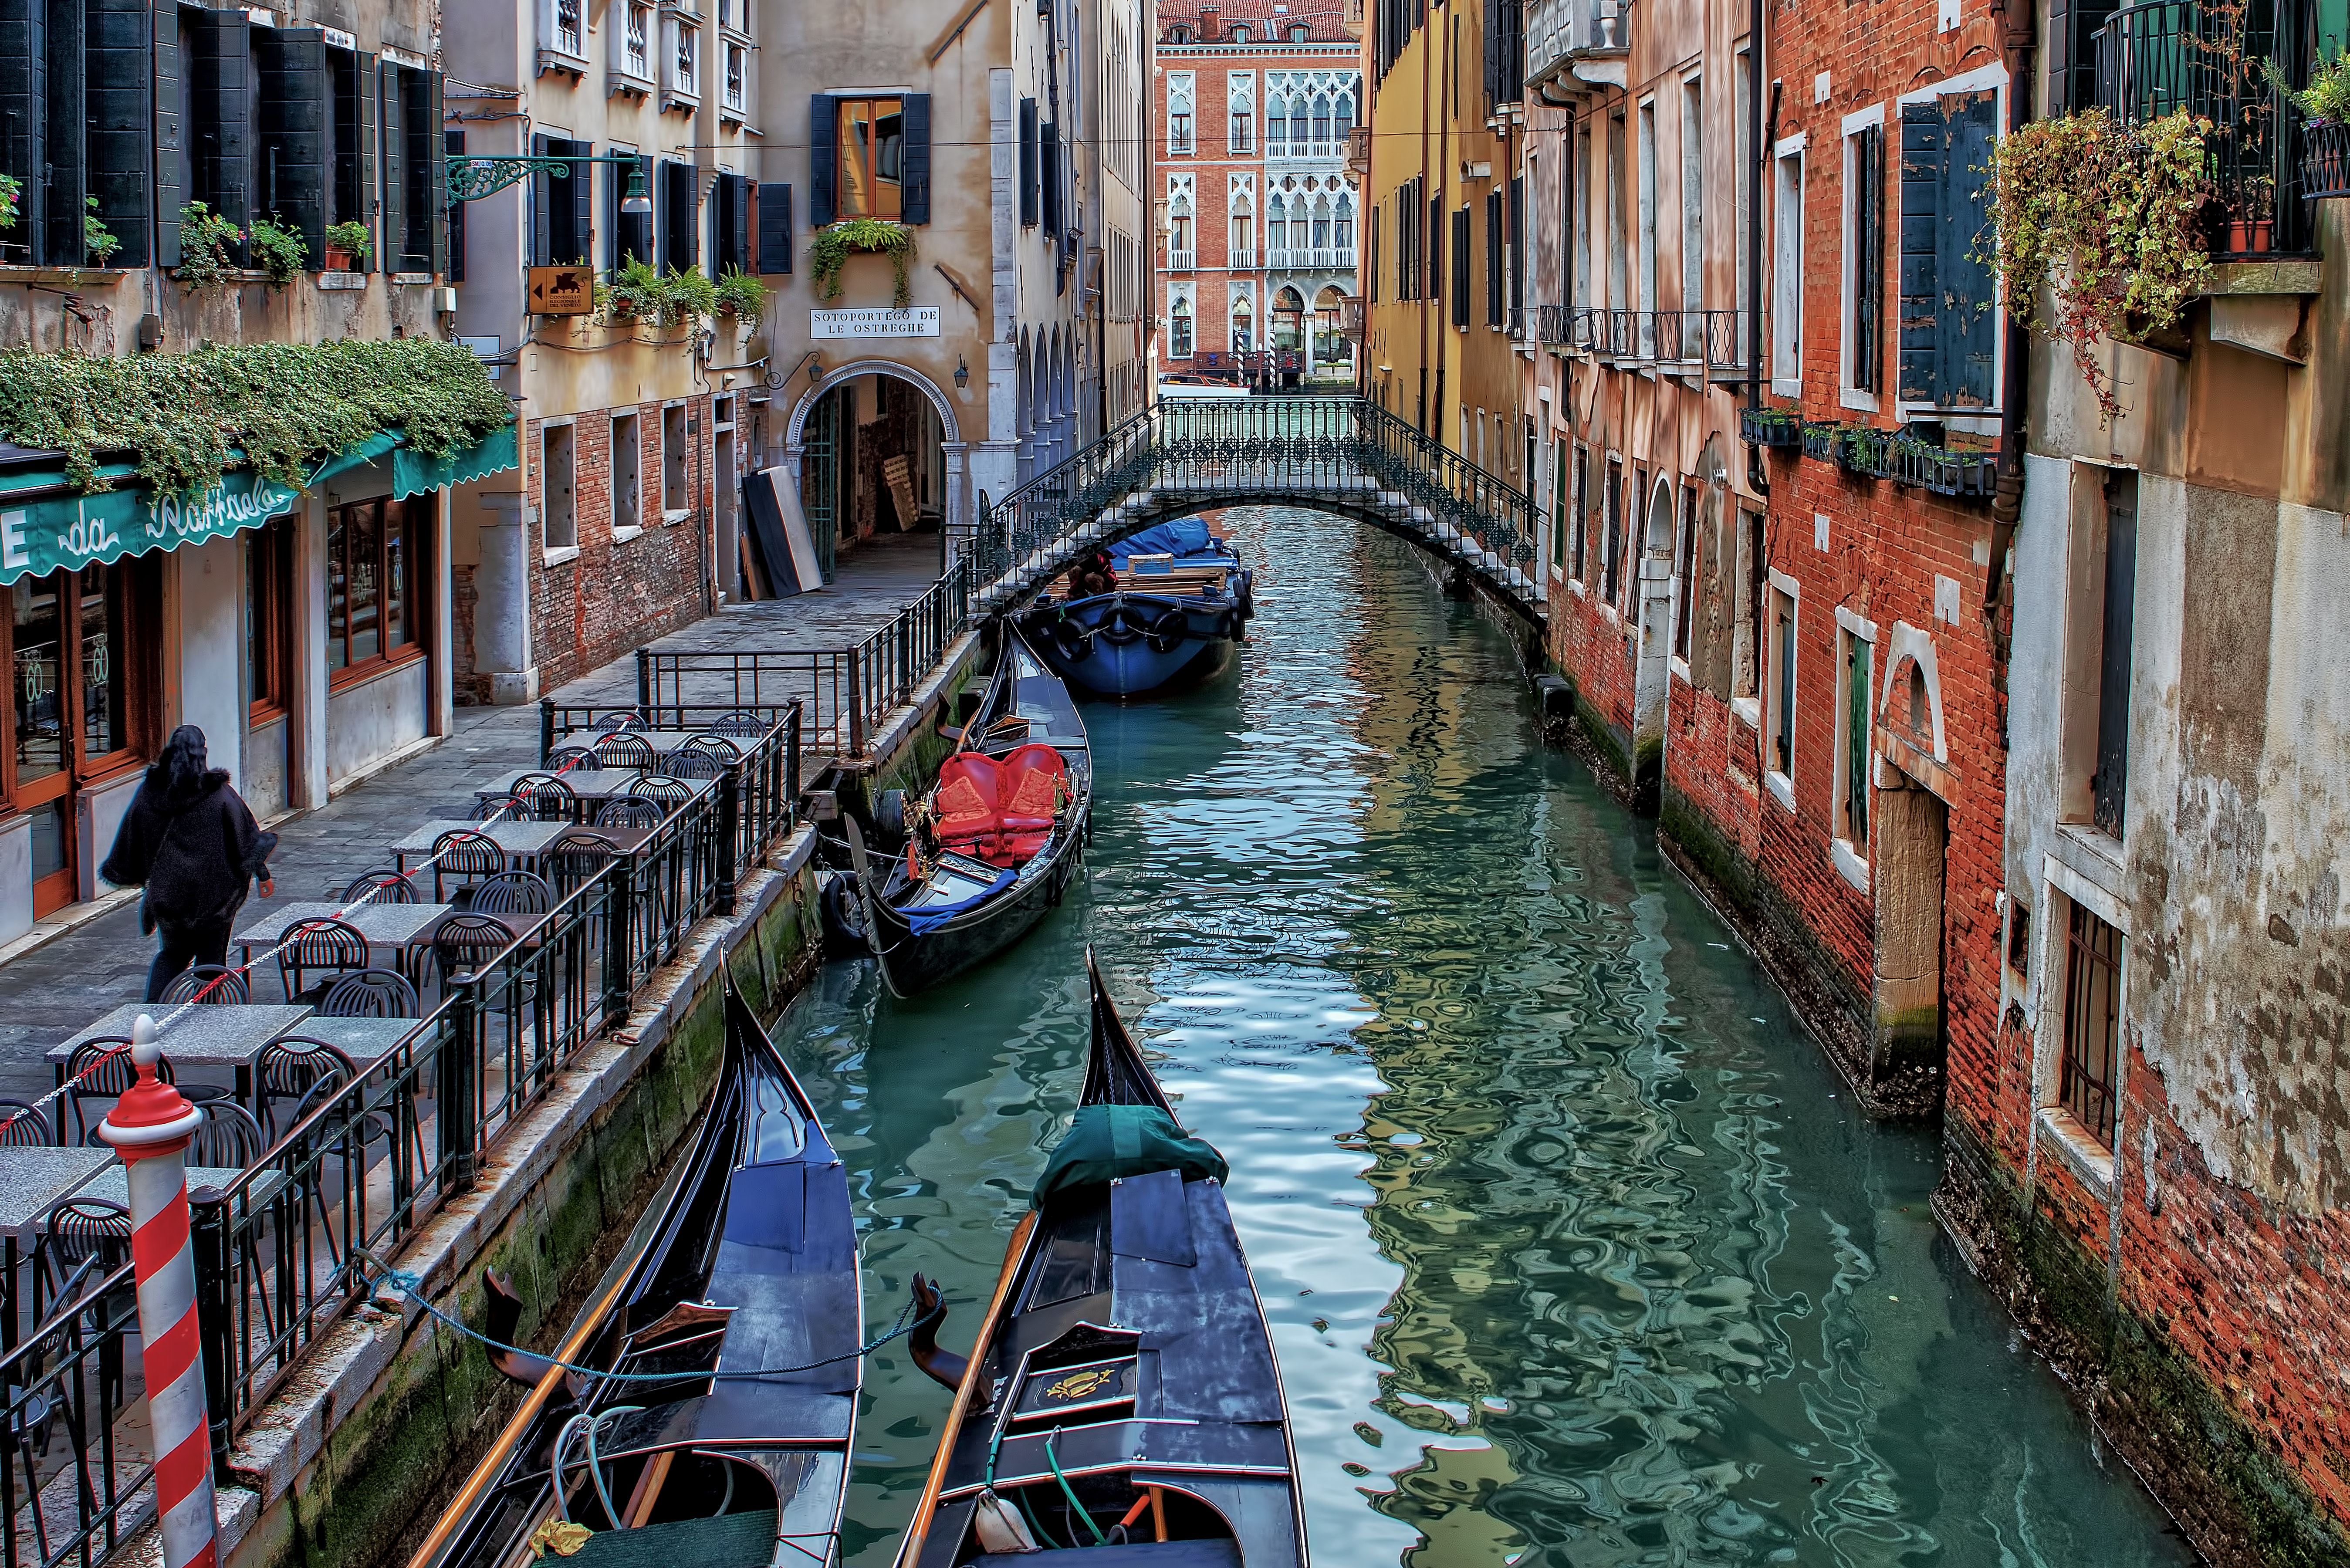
954;357;969;388
448;152;655;209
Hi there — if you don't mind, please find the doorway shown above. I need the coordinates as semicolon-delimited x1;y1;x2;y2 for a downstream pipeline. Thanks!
1873;774;1951;1113
1631;476;1677;797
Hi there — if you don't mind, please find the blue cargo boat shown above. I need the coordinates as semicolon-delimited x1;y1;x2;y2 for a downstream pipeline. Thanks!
1016;518;1254;698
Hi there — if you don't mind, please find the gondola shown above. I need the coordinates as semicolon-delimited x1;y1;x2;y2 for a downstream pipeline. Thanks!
892;950;1307;1566
1015;519;1253;698
406;975;861;1568
844;629;1092;999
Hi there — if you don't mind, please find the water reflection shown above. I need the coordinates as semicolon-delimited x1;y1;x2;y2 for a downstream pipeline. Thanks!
770;509;2188;1567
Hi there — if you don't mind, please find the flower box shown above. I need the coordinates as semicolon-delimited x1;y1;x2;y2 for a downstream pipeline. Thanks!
1836;425;1896;478
1740;406;1803;448
1889;438;1999;497
1800;420;1843;463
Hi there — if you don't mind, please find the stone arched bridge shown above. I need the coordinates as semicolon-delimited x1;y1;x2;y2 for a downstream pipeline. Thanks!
957;395;1547;627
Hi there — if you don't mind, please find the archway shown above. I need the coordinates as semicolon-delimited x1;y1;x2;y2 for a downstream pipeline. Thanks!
783;358;966;583
1630;476;1678;801
1312;285;1349;378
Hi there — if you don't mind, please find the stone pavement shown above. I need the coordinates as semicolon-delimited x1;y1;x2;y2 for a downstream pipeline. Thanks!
0;533;943;1103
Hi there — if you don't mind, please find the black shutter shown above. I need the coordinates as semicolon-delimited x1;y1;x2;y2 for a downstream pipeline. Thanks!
376;60;402;270
574;140;596;266
1853;123;1881;392
1040;119;1061;232
426;70;445;274
756;179;792;272
1019;96;1038;225
40;0;81;265
191;10;249;260
1484;189;1502;325
152;0;179;267
444;127;462;280
1897;101;1943;403
1428;190;1440;299
1508;172;1524;311
1940;91;1998;407
725;169;749;268
529;132;552;265
85;0;151;268
611;150;652;269
0;1;42;264
900;92;930;223
1451;204;1470;328
257;28;327;262
353;48;374;267
659;158;697;270
809;94;836;224
1368;204;1380;302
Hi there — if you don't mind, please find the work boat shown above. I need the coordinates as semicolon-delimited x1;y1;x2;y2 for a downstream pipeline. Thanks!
844;629;1092;997
892;950;1308;1567
406;977;860;1568
1016;518;1254;698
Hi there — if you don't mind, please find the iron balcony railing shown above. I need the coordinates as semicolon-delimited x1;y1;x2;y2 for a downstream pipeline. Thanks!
1532;305;1746;368
2094;0;2316;255
1525;0;1626;81
634;564;970;758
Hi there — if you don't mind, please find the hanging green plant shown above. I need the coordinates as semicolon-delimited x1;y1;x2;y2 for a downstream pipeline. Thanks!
1979;108;2212;421
810;219;914;308
715;267;769;320
595;257;721;328
176;202;243;288
83;198;120;266
0;173;23;232
248;216;308;286
0;338;513;497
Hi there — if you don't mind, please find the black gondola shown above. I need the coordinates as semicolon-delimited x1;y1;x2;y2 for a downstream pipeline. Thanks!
406;976;860;1568
844;629;1092;999
893;951;1307;1566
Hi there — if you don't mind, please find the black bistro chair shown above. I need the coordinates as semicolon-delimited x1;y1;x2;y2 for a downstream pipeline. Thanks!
319;967;421;1019
277;918;372;1004
62;1041;174;1146
433;914;517;987
508;773;579;823
468;872;552;917
658;747;727;782
431;830;506;902
0;1098;51;1147
470;793;528;823
343;868;420;905
255;1037;357;1142
159;964;249;1006
628;775;694;813
709;710;771;739
594;796;666;830
541;832;618;899
594;733;659;772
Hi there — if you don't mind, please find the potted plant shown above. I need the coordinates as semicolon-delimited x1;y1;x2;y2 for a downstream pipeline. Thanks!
81;197;121;266
715;267;767;322
247;215;307;287
325;220;371;270
0;173;20;233
809;218;915;308
175;201;243;288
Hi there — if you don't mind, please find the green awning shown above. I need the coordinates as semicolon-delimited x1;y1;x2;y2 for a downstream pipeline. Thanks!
0;422;517;587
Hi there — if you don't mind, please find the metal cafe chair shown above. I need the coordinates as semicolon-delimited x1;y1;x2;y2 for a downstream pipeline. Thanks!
63;1040;174;1146
468;872;552;917
470;793;527;823
658;747;727;781
0;1098;51;1147
431;830;507;902
344;868;420;905
628;774;693;813
602;711;649;732
319;967;421;1019
594;796;666;830
433;913;516;987
509;772;579;823
541;831;618;900
276;917;372;1004
35;1200;135;1398
545;745;595;771
159;964;250;1005
255;1037;357;1142
594;733;659;771
187;1100;267;1172
708;710;771;738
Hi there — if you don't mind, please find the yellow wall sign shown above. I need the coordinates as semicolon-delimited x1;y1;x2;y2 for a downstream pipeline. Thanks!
528;266;596;316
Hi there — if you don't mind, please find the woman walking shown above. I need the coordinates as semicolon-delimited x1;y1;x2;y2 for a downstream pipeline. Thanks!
101;726;278;1002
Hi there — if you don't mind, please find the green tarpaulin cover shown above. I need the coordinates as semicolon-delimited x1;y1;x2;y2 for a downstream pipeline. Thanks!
1032;1104;1229;1206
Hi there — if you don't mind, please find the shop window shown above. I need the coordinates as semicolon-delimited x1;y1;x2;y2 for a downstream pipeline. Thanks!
2059;900;2123;1147
247;517;294;722
542;422;578;551
327;498;423;681
612;410;643;536
663;405;690;516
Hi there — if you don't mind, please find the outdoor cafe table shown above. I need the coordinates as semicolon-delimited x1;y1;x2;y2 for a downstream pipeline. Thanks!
476;771;716;814
49;1003;315;1128
389;819;657;875
0;1146;111;1350
291;1016;424;1069
232;900;457;990
548;729;744;757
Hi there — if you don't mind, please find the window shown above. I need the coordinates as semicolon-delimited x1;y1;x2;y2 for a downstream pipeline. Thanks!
612;411;643;536
1573;125;1592;308
2078;469;2137;836
531;137;594;267
555;0;585;57
1168;24;1192;41
1169;72;1196;154
1484;190;1504;327
1848;119;1885;395
1773;146;1804;386
1681;78;1703;344
1229;73;1255;152
1837;626;1873;847
1602;457;1623;603
1231;24;1249;41
327;499;423;679
1231;292;1253;352
611;149;654;270
246;517;294;722
1451;205;1471;328
1550;440;1569;571
673;21;699;95
724;45;746;113
1171;110;1195;152
541;423;578;551
712;172;751;273
663;405;691;517
626;3;653;79
1672;482;1698;660
1572;446;1590;581
2059;901;2123;1147
835;98;904;218
1021;99;1041;226
1732;508;1764;697
1897;91;1998;406
1171;294;1194;357
1290;22;1310;39
2007;898;2032;979
1607;113;1628;310
1638;100;1657;351
1768;584;1797;779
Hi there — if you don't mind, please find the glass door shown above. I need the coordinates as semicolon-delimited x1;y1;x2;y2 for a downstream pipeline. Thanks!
7;562;148;918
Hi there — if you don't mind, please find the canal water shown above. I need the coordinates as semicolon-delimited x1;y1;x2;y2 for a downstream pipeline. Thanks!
780;507;2193;1565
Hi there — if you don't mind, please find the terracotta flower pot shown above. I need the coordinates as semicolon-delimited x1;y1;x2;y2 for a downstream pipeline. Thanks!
2227;218;2275;254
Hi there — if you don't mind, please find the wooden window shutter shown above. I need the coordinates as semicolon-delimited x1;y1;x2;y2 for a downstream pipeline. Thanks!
1041;119;1062;232
1428;191;1441;300
571;139;597;267
900;92;930;223
1896;101;1943;404
257;28;328;261
426;70;446;274
1853;123;1882;394
725;169;749;268
1019;96;1038;225
0;2;44;264
192;10;251;261
352;50;375;267
37;0;83;265
444;128;463;280
1451;204;1470;328
87;0;153;267
808;94;836;225
377;60;403;272
1939;91;1998;407
530;132;554;266
659;158;697;270
1484;189;1502;325
612;151;652;269
756;178;793;273
152;0;180;267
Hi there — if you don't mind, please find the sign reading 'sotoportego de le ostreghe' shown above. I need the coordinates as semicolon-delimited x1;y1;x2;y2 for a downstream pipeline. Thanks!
810;308;942;339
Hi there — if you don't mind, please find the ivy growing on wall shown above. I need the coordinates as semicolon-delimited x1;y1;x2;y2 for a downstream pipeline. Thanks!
810;220;914;308
0;338;514;496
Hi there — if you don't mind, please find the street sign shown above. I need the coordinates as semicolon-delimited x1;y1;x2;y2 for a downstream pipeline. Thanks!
810;307;941;339
528;265;595;315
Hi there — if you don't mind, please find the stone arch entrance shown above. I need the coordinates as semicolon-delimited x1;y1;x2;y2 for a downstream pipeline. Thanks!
783;359;967;578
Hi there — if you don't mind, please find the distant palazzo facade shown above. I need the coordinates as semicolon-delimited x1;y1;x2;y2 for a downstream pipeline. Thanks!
1153;0;1362;381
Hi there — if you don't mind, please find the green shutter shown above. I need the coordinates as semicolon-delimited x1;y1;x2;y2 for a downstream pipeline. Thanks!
1897;101;1943;403
39;0;81;265
900;92;930;224
191;9;250;261
809;94;836;224
426;71;446;274
755;179;792;274
152;0;179;267
530;130;553;265
87;0;152;268
376;60;402;269
1852;123;1881;395
1939;90;1998;408
257;28;329;261
1019;96;1038;225
0;2;42;265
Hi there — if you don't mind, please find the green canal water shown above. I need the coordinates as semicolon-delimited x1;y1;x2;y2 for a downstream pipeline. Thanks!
779;507;2193;1566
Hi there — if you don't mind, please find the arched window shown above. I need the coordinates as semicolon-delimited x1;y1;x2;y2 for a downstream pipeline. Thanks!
1230;189;1254;261
1169;193;1194;259
1266;194;1286;256
1336;193;1356;253
1231;294;1254;352
1231;24;1248;41
1170;295;1194;358
1335;95;1356;136
1312;95;1332;144
1274;285;1305;350
1311;196;1331;253
1288;22;1309;40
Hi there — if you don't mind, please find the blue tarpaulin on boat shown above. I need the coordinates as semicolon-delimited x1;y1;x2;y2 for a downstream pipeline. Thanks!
1114;518;1229;566
905;866;1017;933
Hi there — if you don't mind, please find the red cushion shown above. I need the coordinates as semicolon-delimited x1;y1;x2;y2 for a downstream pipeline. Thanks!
931;755;1004;844
999;744;1068;828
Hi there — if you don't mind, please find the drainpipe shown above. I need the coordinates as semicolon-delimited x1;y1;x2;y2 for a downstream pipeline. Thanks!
1984;0;2037;752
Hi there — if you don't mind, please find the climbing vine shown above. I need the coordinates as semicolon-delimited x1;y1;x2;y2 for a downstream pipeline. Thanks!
176;202;243;288
810;219;914;308
1979;108;2212;420
0;338;513;497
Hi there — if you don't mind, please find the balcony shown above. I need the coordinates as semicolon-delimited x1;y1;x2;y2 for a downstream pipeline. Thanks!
1266;247;1356;271
1525;0;1628;90
2093;0;2314;255
1347;125;1371;176
1267;139;1346;161
1169;248;1197;271
1228;247;1258;270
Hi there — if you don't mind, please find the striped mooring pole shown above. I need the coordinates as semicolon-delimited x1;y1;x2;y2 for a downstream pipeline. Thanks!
98;1015;219;1568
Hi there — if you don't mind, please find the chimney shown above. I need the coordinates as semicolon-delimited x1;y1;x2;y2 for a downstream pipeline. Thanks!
1200;5;1221;37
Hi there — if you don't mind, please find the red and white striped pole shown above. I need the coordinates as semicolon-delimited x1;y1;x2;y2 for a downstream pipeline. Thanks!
98;1015;218;1568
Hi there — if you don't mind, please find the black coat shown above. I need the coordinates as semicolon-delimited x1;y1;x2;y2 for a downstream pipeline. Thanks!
100;769;278;934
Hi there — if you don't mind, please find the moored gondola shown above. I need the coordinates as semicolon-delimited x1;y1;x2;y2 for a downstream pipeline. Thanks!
845;629;1092;998
1015;519;1254;699
406;975;861;1568
893;950;1307;1566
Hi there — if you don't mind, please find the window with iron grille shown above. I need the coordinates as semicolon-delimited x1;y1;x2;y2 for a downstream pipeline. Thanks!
2059;901;2123;1147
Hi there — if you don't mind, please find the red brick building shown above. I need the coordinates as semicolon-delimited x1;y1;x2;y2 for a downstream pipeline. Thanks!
1153;0;1362;384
